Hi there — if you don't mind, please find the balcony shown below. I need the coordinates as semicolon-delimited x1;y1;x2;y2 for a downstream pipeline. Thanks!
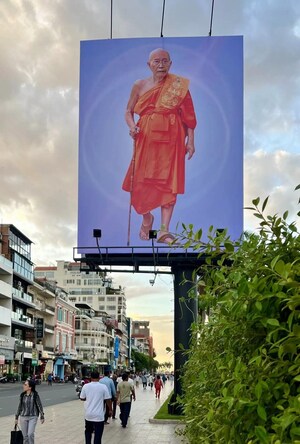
0;306;11;326
11;311;34;327
0;255;13;275
44;323;55;333
12;287;35;307
0;281;12;299
15;339;33;349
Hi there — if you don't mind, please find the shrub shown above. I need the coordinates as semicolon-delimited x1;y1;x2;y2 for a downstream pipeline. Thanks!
180;187;300;443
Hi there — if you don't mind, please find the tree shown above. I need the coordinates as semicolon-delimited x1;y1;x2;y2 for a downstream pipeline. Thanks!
132;349;159;372
179;187;300;443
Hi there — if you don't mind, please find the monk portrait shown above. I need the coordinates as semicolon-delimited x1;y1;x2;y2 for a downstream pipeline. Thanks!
122;48;197;244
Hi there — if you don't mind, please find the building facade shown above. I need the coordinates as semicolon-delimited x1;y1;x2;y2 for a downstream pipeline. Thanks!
34;261;130;370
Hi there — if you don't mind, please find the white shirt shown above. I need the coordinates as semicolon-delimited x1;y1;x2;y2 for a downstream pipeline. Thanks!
80;381;110;422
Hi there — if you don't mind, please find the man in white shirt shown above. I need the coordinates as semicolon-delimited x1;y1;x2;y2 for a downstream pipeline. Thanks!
80;371;112;444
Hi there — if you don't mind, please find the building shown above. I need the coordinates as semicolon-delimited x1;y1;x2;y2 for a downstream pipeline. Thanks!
131;320;154;357
27;279;77;380
34;261;130;370
0;224;36;379
0;253;14;376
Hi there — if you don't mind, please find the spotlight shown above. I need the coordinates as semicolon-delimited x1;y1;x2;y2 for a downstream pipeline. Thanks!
93;229;102;238
149;230;157;239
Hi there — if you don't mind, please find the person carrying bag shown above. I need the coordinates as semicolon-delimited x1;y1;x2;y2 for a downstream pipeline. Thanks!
15;379;44;444
10;424;23;444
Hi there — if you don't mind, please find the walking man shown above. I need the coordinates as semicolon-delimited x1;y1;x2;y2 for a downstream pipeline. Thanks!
117;373;136;428
80;371;112;444
99;370;116;424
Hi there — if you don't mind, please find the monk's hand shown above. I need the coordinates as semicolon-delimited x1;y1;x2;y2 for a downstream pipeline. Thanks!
129;125;140;139
186;142;195;160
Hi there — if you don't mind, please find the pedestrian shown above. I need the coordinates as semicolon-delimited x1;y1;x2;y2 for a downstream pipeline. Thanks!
15;379;45;444
154;375;163;399
99;370;116;424
80;371;112;444
148;374;154;390
116;373;136;428
47;373;53;386
111;374;118;419
141;373;147;389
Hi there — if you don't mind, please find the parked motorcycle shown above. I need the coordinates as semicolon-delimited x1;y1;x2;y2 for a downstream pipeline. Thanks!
0;375;8;383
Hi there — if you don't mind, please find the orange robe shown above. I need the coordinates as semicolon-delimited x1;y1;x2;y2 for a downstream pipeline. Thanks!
122;73;197;215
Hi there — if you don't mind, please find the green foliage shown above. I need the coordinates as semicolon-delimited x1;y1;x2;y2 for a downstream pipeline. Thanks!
132;349;159;372
180;187;300;443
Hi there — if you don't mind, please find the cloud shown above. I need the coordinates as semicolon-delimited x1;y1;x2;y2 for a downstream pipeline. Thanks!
0;0;299;360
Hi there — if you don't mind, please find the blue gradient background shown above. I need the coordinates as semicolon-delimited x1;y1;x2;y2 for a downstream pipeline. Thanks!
78;36;243;249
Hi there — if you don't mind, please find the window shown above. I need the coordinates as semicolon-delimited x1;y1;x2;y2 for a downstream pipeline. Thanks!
107;296;116;302
98;296;105;302
107;305;116;311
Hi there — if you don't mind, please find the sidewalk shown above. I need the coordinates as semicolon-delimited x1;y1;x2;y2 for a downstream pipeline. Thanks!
0;381;187;443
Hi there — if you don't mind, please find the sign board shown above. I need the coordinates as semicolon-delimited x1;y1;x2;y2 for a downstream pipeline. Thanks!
36;318;44;339
78;36;243;250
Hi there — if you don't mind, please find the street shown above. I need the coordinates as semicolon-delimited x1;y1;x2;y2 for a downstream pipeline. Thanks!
0;381;78;417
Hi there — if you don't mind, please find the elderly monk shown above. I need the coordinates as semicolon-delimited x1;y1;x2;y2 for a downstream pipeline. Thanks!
122;48;197;244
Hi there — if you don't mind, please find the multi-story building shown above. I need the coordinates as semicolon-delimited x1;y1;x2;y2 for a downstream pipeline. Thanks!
0;224;36;379
131;320;154;357
34;261;130;370
27;279;77;380
0;253;14;376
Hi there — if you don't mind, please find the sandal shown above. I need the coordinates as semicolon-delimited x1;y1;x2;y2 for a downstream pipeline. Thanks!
139;214;154;240
157;232;177;244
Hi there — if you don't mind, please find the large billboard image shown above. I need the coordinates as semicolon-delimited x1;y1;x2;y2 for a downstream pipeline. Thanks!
78;36;243;249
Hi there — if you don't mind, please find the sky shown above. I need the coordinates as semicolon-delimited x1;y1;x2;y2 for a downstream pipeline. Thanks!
1;0;299;364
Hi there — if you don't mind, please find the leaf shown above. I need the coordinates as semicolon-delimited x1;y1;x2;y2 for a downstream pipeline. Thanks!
262;196;269;212
267;318;280;327
257;405;267;421
253;213;264;219
224;242;234;252
255;426;268;443
271;255;280;270
283;210;289;220
255;301;262;311
295;184;300;191
252;197;260;206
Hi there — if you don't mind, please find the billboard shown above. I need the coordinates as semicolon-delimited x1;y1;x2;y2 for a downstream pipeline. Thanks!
78;36;243;249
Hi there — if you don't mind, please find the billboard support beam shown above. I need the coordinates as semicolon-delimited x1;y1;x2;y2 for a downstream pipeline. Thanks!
169;265;197;415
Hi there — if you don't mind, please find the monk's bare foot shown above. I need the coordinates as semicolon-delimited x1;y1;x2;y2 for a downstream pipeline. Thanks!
139;214;154;240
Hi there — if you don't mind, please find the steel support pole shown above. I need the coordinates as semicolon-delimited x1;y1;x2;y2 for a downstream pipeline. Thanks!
169;265;197;414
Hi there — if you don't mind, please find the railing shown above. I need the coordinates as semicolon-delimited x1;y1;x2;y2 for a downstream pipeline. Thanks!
45;304;55;313
11;311;33;325
0;254;13;270
12;287;34;305
44;323;54;332
15;339;33;348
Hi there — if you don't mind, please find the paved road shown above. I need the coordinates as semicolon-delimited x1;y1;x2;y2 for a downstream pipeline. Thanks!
0;381;187;443
0;381;77;417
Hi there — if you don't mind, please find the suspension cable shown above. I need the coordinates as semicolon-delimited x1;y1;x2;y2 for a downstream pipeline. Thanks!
160;0;166;37
110;0;113;39
208;0;215;36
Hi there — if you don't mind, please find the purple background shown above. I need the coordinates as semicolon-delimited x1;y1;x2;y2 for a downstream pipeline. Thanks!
78;36;243;249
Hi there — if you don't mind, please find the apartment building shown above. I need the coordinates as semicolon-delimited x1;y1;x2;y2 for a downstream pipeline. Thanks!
0;253;14;376
131;320;154;357
27;280;77;380
0;224;36;378
34;261;130;370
